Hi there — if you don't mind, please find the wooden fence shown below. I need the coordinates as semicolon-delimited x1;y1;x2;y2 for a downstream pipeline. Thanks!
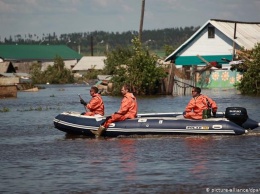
172;76;195;96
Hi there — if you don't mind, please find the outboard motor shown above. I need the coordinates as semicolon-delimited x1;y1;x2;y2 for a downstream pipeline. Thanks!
225;107;248;126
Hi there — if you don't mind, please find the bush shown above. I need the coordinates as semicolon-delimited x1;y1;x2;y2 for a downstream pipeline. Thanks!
236;43;260;95
103;37;167;95
30;56;74;84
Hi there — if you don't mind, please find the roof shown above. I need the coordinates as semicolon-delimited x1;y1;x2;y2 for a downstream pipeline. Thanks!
0;61;16;73
0;73;14;77
0;45;83;61
15;73;30;78
41;60;77;71
72;56;106;71
12;62;31;73
0;73;30;77
0;62;10;73
165;19;260;62
210;19;260;49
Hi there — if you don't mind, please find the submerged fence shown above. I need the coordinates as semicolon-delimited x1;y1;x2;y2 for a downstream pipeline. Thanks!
172;76;195;96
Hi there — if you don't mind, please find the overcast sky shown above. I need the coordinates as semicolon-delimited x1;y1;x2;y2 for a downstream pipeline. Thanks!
0;0;259;40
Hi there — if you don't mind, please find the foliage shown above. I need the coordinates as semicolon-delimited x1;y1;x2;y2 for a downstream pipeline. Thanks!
0;107;10;112
103;37;167;95
1;27;199;56
30;63;44;84
30;56;74;84
164;45;175;57
230;48;250;72
17;105;61;112
83;69;103;80
236;43;260;95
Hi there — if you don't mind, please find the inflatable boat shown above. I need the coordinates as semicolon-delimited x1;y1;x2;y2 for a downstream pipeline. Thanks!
53;107;260;137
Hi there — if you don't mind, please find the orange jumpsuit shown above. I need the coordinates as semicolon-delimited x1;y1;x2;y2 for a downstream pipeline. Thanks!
184;94;217;120
103;92;137;128
84;93;104;116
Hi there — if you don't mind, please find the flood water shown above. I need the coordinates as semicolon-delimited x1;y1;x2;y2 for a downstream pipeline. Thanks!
0;84;260;194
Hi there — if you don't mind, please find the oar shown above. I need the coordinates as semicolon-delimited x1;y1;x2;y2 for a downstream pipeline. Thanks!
78;94;87;112
78;93;83;101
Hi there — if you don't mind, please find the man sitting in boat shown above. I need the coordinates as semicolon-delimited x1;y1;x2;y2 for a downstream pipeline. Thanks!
80;86;105;116
91;84;138;137
184;87;217;120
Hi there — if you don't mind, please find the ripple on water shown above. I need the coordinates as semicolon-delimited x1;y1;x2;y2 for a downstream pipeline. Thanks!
1;85;260;193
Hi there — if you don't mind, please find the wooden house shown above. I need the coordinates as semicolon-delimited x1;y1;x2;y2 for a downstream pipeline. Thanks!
72;56;106;75
165;19;260;89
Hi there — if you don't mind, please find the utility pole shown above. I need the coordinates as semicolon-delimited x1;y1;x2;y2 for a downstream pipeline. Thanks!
91;36;93;56
232;22;237;61
139;0;145;43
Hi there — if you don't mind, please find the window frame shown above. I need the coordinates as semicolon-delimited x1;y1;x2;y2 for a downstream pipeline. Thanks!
208;26;215;39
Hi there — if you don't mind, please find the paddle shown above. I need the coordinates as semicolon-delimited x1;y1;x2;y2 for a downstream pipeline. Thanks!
78;94;87;113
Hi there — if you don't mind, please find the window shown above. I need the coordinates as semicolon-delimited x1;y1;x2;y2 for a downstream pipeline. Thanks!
208;26;215;38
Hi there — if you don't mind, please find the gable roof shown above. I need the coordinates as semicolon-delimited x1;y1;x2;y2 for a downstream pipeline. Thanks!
72;56;106;71
41;60;77;71
0;62;16;73
165;19;260;62
0;45;82;61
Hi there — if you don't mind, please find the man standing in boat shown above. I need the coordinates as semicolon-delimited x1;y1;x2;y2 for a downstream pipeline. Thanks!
91;84;138;137
184;87;217;120
80;86;105;116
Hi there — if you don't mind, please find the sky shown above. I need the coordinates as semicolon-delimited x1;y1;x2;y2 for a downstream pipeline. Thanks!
0;0;260;40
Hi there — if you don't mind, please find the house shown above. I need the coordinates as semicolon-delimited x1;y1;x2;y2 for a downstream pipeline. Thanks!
165;19;260;88
72;56;106;75
0;68;19;98
0;45;83;72
41;60;78;72
0;62;16;73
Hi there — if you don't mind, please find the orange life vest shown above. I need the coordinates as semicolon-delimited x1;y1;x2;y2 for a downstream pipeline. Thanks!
85;93;104;116
117;92;138;119
184;94;217;120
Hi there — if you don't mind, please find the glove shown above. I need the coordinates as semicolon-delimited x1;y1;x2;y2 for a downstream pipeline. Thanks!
106;116;112;120
80;99;87;106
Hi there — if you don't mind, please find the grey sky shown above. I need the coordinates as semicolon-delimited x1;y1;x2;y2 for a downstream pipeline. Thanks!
0;0;259;40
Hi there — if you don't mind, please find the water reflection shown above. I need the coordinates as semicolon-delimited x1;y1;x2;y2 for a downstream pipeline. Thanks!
184;137;212;180
118;139;137;181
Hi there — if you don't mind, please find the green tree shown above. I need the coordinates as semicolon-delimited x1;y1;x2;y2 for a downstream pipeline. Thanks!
30;56;74;84
47;56;74;84
164;45;175;57
30;62;44;84
103;37;167;95
236;43;260;95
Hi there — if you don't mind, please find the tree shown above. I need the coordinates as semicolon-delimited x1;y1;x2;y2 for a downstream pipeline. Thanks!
236;43;260;95
47;56;74;84
30;62;44;84
30;56;74;84
164;45;175;57
103;37;167;95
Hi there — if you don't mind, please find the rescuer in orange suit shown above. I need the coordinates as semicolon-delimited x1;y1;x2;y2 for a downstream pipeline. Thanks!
91;84;138;137
184;87;217;120
80;86;104;116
